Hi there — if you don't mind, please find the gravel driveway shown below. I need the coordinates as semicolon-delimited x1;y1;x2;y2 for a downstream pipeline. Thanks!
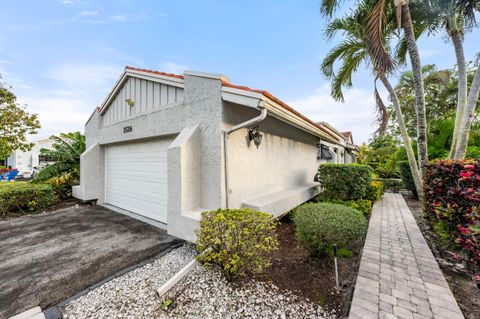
0;205;182;318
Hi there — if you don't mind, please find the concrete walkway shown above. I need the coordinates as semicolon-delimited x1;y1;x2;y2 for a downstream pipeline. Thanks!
349;193;464;319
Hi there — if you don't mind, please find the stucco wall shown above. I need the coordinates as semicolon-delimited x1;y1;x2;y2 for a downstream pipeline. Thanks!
78;72;224;215
223;102;322;210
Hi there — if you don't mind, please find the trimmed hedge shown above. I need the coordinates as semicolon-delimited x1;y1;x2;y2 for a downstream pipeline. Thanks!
424;160;480;280
0;182;57;217
319;198;373;215
375;178;403;192
317;164;373;200
293;202;367;257
398;161;417;197
195;208;279;280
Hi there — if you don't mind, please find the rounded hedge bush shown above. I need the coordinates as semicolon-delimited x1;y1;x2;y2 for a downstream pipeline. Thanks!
195;208;278;280
293;202;367;257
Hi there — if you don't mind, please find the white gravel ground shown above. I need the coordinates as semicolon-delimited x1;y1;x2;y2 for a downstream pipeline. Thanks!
61;244;337;319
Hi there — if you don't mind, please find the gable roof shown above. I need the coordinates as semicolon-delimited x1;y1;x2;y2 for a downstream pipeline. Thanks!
99;66;347;142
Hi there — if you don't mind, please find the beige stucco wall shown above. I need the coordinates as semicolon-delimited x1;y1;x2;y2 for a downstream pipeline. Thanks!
222;102;323;211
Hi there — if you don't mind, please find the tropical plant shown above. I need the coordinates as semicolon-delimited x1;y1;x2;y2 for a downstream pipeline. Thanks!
424;0;480;159
33;132;85;182
0;79;41;160
320;1;423;198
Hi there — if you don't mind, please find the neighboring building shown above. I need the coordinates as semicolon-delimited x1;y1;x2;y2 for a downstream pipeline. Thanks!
6;139;55;175
73;66;358;241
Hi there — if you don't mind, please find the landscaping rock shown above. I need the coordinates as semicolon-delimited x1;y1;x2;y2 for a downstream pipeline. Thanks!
61;244;337;319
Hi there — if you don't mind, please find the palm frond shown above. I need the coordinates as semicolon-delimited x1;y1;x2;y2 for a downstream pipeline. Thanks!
365;0;395;75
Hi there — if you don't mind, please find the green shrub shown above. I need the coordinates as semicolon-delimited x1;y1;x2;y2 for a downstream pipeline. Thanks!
44;174;76;200
0;182;57;216
195;208;279;280
319;198;373;215
364;180;384;201
293;203;367;257
317;164;373;200
398;161;417;197
374;178;403;192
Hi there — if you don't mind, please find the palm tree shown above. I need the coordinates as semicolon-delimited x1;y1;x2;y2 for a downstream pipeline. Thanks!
426;0;480;159
321;0;429;178
320;3;424;198
33;132;85;182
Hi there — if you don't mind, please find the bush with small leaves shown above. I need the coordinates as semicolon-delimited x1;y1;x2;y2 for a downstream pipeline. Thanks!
293;202;367;257
0;182;57;217
195;208;279;280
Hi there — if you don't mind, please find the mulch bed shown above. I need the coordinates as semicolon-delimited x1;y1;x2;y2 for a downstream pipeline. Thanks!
403;193;480;319
250;216;364;317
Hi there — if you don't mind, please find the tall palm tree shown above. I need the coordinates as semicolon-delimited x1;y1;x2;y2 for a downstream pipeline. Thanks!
320;3;424;198
34;132;85;182
426;0;480;159
321;0;429;178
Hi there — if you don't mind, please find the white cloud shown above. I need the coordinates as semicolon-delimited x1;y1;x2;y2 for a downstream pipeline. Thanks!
12;62;124;139
44;63;120;91
161;62;189;74
77;11;99;17
287;84;381;144
83;13;147;24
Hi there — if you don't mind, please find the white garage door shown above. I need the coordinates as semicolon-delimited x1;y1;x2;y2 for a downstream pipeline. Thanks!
105;138;173;223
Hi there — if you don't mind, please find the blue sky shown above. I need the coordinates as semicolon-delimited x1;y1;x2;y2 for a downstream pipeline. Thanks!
1;0;479;143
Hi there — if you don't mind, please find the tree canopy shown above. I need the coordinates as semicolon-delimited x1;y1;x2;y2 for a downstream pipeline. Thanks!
0;80;41;159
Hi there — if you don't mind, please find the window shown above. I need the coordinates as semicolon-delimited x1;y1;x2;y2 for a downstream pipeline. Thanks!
318;144;336;160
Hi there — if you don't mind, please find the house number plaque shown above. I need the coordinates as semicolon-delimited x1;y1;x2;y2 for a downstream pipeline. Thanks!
123;126;133;133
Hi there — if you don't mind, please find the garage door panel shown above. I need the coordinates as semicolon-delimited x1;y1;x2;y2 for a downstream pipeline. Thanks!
105;138;172;223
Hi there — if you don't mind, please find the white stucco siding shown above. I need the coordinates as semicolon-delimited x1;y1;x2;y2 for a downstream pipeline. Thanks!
102;77;184;126
223;102;322;210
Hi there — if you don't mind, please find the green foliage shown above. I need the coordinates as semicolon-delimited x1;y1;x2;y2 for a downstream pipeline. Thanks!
398;161;417;197
33;132;85;183
0;80;41;159
161;299;173;311
357;135;401;178
44;174;76;199
317;164;373;200
374;178;403;192
433;221;458;251
195;208;279;280
0;182;57;217
319;198;373;215
293;202;367;257
364;180;384;201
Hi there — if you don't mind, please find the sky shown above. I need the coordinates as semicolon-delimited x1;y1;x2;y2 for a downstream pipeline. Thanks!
1;0;479;144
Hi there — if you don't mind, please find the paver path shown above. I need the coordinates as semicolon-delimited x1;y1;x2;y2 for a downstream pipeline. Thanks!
349;193;464;319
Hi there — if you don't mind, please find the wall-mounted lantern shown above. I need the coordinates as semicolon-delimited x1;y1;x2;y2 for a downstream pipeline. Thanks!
126;98;135;107
248;126;263;148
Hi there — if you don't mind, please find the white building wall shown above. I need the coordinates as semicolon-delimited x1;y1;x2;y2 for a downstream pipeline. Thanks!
223;102;326;212
8;139;54;173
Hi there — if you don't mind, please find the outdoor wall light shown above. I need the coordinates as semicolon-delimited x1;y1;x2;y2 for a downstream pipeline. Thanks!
126;98;135;107
248;126;263;148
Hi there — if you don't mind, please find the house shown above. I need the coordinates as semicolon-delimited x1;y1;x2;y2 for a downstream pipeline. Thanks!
5;138;55;176
73;66;358;241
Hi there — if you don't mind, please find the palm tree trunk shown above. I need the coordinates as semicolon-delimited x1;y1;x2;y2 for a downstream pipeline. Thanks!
449;29;468;159
402;4;428;178
379;74;424;202
455;63;480;159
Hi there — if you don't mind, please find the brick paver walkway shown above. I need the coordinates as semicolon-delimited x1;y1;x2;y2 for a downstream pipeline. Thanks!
349;193;464;319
